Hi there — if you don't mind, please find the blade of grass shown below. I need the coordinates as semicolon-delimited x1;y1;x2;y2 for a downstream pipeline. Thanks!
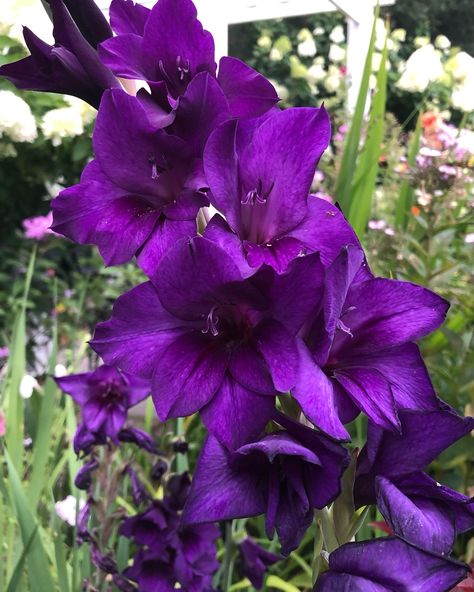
4;448;56;592
395;114;422;229
334;4;380;214
28;280;59;507
347;21;389;236
5;246;36;470
5;525;38;592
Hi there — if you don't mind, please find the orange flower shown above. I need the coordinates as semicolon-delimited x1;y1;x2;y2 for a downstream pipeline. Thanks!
411;205;421;216
421;111;439;131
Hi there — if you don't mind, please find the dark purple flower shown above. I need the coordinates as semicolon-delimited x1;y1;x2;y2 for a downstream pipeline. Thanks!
313;537;469;592
99;0;278;117
127;466;151;506
354;407;474;555
202;108;356;275
182;414;349;555
60;0;112;48
151;459;168;481
76;499;92;545
293;245;448;440
74;458;99;490
52;82;228;274
0;0;118;107
73;422;107;456
55;364;150;442
120;501;172;550
91;543;118;575
239;538;281;589
91;236;325;449
118;427;159;454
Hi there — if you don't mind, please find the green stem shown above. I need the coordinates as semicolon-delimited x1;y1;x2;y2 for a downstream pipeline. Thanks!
316;507;339;553
222;521;235;591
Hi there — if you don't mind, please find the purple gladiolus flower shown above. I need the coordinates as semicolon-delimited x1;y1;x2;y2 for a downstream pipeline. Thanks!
55;364;150;442
92;236;325;449
313;537;469;592
202;107;362;274
182;413;349;555
293;245;449;440
355;407;474;555
73;422;107;456
52;83;229;274
239;538;281;589
118;427;159;454
0;0;119;108
99;0;278;117
60;0;112;48
74;458;98;490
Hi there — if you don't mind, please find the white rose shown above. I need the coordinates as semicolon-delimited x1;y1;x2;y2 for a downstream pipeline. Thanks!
329;44;346;63
397;44;444;92
0;90;37;143
329;25;345;44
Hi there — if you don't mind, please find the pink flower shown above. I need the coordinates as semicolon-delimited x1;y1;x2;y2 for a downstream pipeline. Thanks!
22;211;58;240
0;346;8;359
0;411;5;437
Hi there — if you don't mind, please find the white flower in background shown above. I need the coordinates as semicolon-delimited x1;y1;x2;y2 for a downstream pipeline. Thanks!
329;44;346;63
375;18;388;51
297;37;317;57
307;63;326;83
465;233;474;244
451;80;474;112
55;495;85;527
269;47;283;62
414;36;430;48
313;26;325;36
54;364;68;378
369;74;377;90
0;91;37;143
2;0;53;44
329;25;345;44
372;52;383;72
324;65;342;93
20;374;39;399
269;79;289;102
289;55;308;79
64;96;96;125
391;28;407;42
445;51;474;82
434;35;451;50
397;44;444;92
41;107;85;146
257;34;272;50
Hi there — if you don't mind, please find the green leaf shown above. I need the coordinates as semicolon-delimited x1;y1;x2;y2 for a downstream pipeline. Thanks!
4;449;56;592
266;575;300;592
395;114;422;229
334;4;379;214
347;21;389;236
6;525;38;592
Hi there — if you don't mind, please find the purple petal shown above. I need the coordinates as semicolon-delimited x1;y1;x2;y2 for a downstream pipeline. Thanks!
121;372;151;406
228;344;275;395
200;374;275;449
318;537;469;591
217;56;279;118
109;0;150;36
315;573;390;591
254;319;299;392
238;432;321;465
375;476;455;554
91;282;186;378
62;0;112;48
137;218;196;277
244;237;305;273
151;332;228;420
291;341;351;441
98;33;145;80
54;372;93;405
182;435;266;525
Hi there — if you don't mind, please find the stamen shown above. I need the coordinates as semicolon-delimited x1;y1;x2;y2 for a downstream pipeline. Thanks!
241;179;269;205
336;319;353;338
176;55;190;81
202;306;219;337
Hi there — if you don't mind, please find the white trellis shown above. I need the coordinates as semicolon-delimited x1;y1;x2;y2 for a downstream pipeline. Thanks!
98;0;396;111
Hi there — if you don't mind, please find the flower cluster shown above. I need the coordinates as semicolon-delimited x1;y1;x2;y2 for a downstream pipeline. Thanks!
5;0;473;590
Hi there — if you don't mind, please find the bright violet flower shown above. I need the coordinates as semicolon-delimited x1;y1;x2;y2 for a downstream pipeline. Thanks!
354;407;474;555
182;414;349;555
91;237;325;449
55;364;150;442
0;0;118;108
99;0;278;117
239;538;281;589
203;107;360;274
52;82;228;274
293;245;448;440
313;537;470;592
22;212;57;240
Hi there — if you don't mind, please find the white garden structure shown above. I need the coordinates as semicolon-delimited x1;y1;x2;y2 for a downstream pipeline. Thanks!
98;0;396;111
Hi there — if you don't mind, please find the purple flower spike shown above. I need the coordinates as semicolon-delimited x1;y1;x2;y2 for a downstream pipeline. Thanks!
183;415;349;555
60;0;112;48
313;537;469;592
73;422;107;456
294;245;449;439
99;0;277;116
239;538;281;589
92;237;325;449
74;458;99;490
0;0;118;107
55;364;150;442
52;83;228;273
118;427;158;454
203;107;331;274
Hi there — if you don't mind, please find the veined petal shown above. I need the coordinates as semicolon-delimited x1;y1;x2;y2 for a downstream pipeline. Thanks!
228;344;275;395
54;372;93;405
98;33;146;80
110;0;150;36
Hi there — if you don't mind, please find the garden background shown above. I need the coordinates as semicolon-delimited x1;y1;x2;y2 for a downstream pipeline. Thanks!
0;0;473;590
